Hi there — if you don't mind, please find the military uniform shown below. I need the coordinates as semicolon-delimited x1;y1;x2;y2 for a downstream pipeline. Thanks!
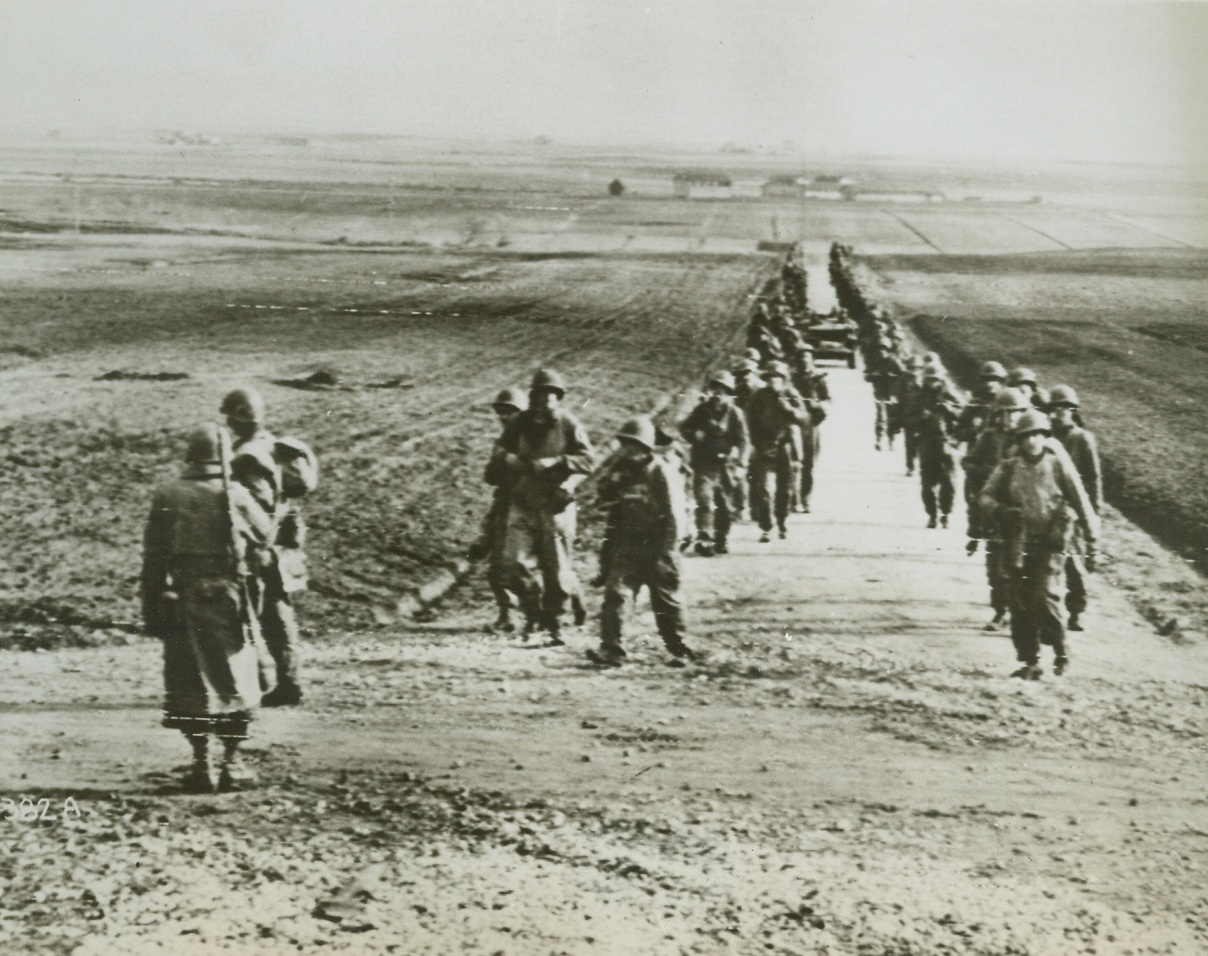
679;374;749;555
1050;386;1101;630
979;411;1099;678
591;417;693;665
142;424;274;793
746;364;811;540
792;360;830;513
894;365;925;476
915;381;962;528
493;371;594;641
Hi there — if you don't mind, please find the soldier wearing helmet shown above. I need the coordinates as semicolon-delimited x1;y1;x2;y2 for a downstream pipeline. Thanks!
979;410;1099;680
914;375;963;530
955;360;1008;448
745;360;811;542
791;347;830;514
730;358;764;520
588;416;697;667
473;387;528;632
893;356;927;476
962;387;1031;627
141;423;275;792
679;370;750;556
1047;385;1101;632
1006;367;1045;410
219;387;315;708
865;346;904;453
491;368;594;644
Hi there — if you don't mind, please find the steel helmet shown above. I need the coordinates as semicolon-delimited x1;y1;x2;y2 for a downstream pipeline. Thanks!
764;360;790;379
907;355;925;370
220;387;265;424
1047;384;1080;408
185;422;223;464
707;370;736;393
1014;409;1051;436
733;358;758;375
492;386;527;411
529;368;566;396
1007;367;1038;388
615;416;655;451
979;361;1007;381
994;387;1030;411
744;348;762;363
797;341;815;353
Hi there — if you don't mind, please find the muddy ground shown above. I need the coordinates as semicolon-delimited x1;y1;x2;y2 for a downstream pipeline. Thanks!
5;363;1208;956
4;143;1208;954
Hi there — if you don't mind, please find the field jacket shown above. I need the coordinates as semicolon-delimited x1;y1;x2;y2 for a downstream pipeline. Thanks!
492;407;594;512
679;399;749;471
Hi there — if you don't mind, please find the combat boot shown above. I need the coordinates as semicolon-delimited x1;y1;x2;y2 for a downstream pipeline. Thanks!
714;537;729;555
694;539;715;557
490;609;515;633
182;735;216;794
217;738;258;793
1067;613;1083;632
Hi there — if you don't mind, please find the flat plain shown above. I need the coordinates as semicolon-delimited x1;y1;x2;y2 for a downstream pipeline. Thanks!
3;134;1208;955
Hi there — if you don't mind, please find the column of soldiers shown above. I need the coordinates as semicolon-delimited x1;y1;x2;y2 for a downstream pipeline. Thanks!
832;238;1104;680
141;389;318;793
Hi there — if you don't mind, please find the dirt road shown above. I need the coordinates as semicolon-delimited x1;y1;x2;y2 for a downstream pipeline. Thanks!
5;357;1208;955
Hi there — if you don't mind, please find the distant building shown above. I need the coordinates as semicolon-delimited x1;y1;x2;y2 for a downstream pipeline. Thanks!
761;175;809;199
672;170;733;199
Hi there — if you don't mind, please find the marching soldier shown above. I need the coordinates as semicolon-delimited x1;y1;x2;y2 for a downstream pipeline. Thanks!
792;346;830;513
979;410;1099;679
894;356;926;477
866;341;903;452
588;416;697;667
915;371;962;529
679;371;749;556
746;361;811;542
220;387;315;708
477;387;528;632
492;369;594;644
963;387;1030;628
955;361;1007;448
142;423;274;793
1047;385;1102;632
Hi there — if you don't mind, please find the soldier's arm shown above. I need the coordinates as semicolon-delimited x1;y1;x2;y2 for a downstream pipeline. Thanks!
977;462;1010;519
678;403;705;442
141;489;172;623
231;483;273;547
1077;432;1103;514
1054;450;1100;544
558;416;595;477
730;407;750;460
649;461;682;554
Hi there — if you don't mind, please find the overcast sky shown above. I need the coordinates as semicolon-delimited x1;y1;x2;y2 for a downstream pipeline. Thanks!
3;0;1205;164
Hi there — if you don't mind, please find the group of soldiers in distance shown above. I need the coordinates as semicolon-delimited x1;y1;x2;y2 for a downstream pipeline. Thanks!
472;249;833;669
860;304;1102;682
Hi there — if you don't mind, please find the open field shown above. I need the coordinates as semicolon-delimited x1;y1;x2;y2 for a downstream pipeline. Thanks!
3;135;1208;954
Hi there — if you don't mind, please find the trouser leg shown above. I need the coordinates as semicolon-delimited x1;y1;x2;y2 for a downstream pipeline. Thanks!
904;430;917;473
1007;566;1038;665
939;458;956;517
799;428;817;508
599;560;632;654
714;484;732;547
1065;554;1087;617
774;453;793;530
260;589;301;693
986;539;1008;615
693;469;715;540
750;456;773;532
648;555;686;651
1035;551;1068;660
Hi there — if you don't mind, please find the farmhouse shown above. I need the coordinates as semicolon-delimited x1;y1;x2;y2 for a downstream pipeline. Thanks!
672;170;733;199
760;175;809;198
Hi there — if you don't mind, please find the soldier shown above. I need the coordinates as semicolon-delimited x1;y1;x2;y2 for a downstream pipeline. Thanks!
142;423;274;793
894;356;926;477
865;343;903;452
746;360;811;542
679;371;749;556
477;387;527;632
1006;367;1045;410
792;346;830;514
731;357;764;521
1047;385;1101;632
492;369;594;644
979;410;1099;679
588;416;697;667
955;361;1007;448
915;372;963;529
220;387;311;708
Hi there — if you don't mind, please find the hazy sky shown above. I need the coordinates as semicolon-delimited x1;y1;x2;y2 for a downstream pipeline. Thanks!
3;0;1206;164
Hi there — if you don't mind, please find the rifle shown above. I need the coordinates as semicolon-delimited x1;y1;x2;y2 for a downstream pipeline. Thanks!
218;426;277;694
